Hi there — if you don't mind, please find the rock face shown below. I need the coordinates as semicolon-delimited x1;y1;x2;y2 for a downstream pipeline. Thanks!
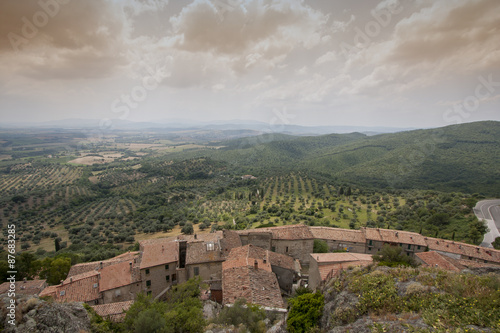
0;295;91;333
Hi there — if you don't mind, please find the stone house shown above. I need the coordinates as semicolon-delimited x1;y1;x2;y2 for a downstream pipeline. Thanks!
225;244;299;294
423;237;500;264
362;228;427;256
222;246;285;310
139;238;179;298
309;227;366;253
308;253;373;290
238;225;315;266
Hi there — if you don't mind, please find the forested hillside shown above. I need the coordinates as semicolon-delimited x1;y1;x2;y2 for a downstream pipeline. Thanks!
183;121;500;196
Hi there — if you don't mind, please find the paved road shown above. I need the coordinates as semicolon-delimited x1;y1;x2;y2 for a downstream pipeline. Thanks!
474;199;500;248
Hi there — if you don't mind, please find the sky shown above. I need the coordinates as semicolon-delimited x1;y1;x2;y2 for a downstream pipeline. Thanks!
0;0;499;128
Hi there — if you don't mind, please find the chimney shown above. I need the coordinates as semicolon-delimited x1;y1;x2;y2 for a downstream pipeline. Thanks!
395;232;399;237
23;277;27;283
100;261;103;269
60;280;64;286
194;234;197;240
129;262;133;271
70;277;73;283
254;260;258;269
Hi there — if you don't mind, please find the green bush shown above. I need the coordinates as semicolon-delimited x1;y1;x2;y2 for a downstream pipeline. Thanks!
287;292;324;333
372;245;417;267
123;277;206;333
313;239;328;253
215;298;266;333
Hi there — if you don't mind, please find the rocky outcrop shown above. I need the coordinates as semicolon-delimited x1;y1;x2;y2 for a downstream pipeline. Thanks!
0;295;91;333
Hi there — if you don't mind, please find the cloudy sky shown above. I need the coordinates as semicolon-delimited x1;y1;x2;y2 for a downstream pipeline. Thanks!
1;0;499;128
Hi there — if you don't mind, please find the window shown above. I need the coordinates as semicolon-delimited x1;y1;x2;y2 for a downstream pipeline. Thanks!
115;289;121;297
368;240;373;246
146;280;151;288
206;242;215;251
285;246;289;253
417;245;421;250
145;269;150;275
172;274;177;282
165;264;169;270
271;246;276;252
166;275;170;282
60;290;65;296
408;244;411;249
194;267;199;276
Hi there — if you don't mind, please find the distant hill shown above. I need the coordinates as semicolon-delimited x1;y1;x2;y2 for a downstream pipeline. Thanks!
184;121;500;196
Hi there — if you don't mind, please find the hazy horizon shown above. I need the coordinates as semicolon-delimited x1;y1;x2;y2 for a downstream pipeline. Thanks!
1;0;499;128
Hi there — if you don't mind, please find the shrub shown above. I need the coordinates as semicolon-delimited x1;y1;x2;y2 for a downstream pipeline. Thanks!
313;239;328;253
287;292;324;333
215;298;266;333
372;245;417;267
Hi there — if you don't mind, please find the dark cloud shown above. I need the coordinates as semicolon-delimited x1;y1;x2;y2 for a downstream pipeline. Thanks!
0;0;126;79
388;0;500;69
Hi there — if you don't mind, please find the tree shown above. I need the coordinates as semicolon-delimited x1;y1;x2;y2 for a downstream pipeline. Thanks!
313;239;328;253
492;237;500;250
287;292;325;333
345;187;352;197
215;298;266;333
124;277;206;333
426;213;450;227
17;252;38;280
468;218;488;244
134;308;166;333
338;186;344;196
372;245;417;267
181;222;194;235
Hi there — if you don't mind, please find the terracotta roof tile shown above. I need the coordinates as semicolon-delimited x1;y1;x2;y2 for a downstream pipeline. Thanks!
416;251;462;272
310;253;374;263
56;271;100;302
222;266;284;309
186;241;224;265
238;225;313;240
0;279;46;296
223;245;272;272
310;227;365;243
91;300;133;322
424;237;500;263
140;239;178;269
99;261;139;292
310;253;373;281
39;285;58;298
363;228;427;246
67;252;140;277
